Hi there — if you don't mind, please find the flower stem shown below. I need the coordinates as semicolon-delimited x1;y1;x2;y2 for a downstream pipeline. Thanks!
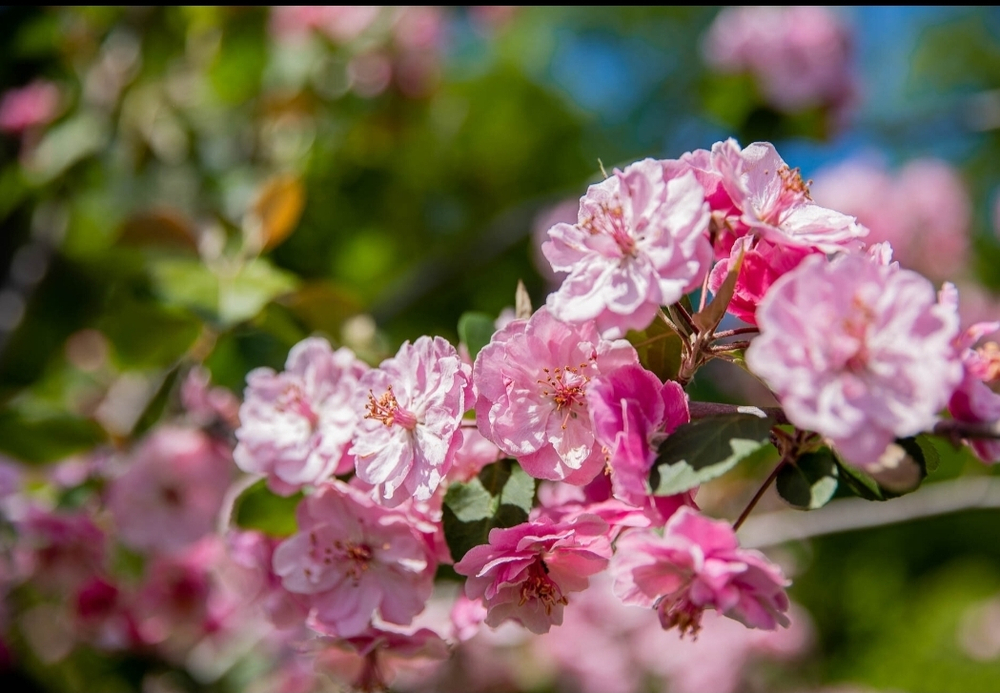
711;326;759;340
733;455;787;532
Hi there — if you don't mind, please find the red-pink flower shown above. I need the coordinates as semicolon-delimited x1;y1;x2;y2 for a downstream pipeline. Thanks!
586;364;690;505
611;508;790;635
273;481;438;637
542;158;711;337
0;80;60;133
473;307;638;485
351;335;473;506
453;513;613;634
235;337;368;494
745;253;962;467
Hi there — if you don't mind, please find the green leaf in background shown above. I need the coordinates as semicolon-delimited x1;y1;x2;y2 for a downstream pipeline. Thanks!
651;412;774;495
99;298;201;369
232;479;301;537
626;317;683;382
23;113;109;184
457;311;496;361
0;410;107;464
777;448;839;510
443;459;535;562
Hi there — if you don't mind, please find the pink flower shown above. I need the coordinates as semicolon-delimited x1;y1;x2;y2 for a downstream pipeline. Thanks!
473;307;638;485
108;426;232;554
269;6;380;44
946;307;1000;463
811;157;971;281
542;158;711;337
181;366;240;430
745;253;962;467
713;139;866;253
702;6;855;117
447;427;504;483
454;513;613;634
235;337;368;494
611;508;790;635
272;481;438;637
18;508;105;593
0;80;60;134
586;364;690;505
351;335;473;506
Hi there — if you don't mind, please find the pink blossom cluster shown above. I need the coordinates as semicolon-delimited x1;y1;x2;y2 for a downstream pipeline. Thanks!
702;6;856;118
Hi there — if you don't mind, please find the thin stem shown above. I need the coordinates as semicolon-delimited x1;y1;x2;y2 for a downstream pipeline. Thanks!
666;303;696;335
698;271;711;313
711;326;759;340
733;455;787;531
708;340;751;353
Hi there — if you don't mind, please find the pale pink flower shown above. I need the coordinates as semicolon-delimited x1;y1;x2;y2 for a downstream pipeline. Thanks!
453;513;612;634
447;427;504;483
108;426;232;553
531;198;576;289
235;337;368;494
611;508;790;635
473;307;638;485
133;548;213;645
351;335;472;506
702;6;855;116
811;157;971;282
269;6;380;44
946;305;1000;463
272;481;437;637
586;363;689;505
746;253;962;467
708;235;819;325
713;139;866;253
181;366;240;430
0;80;60;133
543;158;711;337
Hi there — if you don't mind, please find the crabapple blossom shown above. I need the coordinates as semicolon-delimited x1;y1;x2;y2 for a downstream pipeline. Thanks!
707;235;818;325
351;335;473;506
453;512;613;634
542;158;712;337
746;253;962;467
235;337;368;494
585;363;690;505
473;307;637;485
611;507;790;635
272;481;438;637
713;139;866;252
945;304;1000;463
702;6;855;117
18;508;106;593
108;426;232;553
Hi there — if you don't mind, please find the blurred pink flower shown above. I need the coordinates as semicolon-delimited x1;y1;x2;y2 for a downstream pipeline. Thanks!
453;513;612;634
273;481;438;637
542;158;712;337
746;253;963;467
235;337;368;494
351;335;473;506
133;545;214;645
447;427;504;483
18;508;105;593
181;366;240;430
702;6;855;116
0;80;60;134
473;307;637;485
586;363;689;505
811;157;971;281
611;508;790;635
109;426;232;553
270;6;380;44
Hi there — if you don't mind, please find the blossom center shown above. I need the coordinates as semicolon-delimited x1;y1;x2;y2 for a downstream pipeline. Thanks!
365;385;418;430
307;531;376;585
519;560;567;614
582;201;636;257
538;363;592;429
978;342;1000;383
276;383;319;427
841;294;876;373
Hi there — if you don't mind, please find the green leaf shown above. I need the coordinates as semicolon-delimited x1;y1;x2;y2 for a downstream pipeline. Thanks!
626;318;683;382
651;412;774;495
902;434;941;475
458;312;496;361
0;410;107;464
777;449;839;510
443;459;535;562
232;479;301;537
692;244;745;334
834;456;886;501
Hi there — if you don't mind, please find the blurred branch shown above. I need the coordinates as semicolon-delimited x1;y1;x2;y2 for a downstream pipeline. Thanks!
739;475;1000;549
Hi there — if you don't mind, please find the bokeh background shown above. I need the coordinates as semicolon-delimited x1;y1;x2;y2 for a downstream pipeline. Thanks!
2;6;1000;692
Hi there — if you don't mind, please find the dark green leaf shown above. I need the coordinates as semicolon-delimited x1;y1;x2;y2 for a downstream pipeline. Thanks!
626;318;683;382
651;412;774;495
443;459;535;561
0;411;107;464
458;312;496;361
902;434;941;475
777;449;839;510
834;456;885;501
232;479;301;537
